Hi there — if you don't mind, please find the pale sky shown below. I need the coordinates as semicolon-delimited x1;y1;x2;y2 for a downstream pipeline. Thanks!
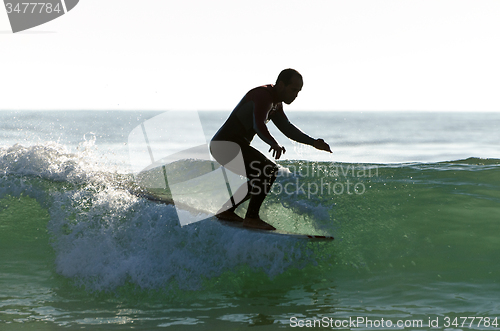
1;0;499;111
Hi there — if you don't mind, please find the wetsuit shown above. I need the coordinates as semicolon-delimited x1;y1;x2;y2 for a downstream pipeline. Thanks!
210;84;316;218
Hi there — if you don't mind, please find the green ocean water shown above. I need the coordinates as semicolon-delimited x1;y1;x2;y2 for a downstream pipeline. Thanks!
1;111;500;330
1;150;499;330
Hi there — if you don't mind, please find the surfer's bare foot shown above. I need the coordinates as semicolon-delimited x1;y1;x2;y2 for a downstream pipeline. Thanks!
216;210;244;223
243;217;276;230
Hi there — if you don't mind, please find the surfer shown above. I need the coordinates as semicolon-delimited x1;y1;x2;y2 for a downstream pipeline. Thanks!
210;68;332;230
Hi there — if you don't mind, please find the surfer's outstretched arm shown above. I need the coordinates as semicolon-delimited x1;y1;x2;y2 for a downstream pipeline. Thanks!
271;110;333;153
313;138;332;153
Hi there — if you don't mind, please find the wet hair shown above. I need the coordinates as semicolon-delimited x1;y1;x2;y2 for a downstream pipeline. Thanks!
276;68;302;86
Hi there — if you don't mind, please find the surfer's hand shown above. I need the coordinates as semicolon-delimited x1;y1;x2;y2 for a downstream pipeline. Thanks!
269;143;286;159
314;139;332;153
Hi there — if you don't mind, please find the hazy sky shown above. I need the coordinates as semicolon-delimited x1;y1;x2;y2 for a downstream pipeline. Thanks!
1;0;499;111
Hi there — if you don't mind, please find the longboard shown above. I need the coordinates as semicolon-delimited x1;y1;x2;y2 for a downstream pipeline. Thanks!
130;188;334;241
215;212;334;240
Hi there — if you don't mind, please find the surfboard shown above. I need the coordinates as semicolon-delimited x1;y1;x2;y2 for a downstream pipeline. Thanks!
214;212;334;240
130;188;334;241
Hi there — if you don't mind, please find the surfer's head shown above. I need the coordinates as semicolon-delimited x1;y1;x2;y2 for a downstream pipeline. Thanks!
275;68;303;105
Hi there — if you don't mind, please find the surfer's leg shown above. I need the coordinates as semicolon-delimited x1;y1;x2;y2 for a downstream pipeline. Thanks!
245;163;277;218
210;140;251;220
216;185;251;213
210;141;277;229
214;187;250;223
242;148;278;230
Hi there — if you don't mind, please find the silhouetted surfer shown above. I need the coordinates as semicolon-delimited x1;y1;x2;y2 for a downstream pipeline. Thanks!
210;69;332;230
